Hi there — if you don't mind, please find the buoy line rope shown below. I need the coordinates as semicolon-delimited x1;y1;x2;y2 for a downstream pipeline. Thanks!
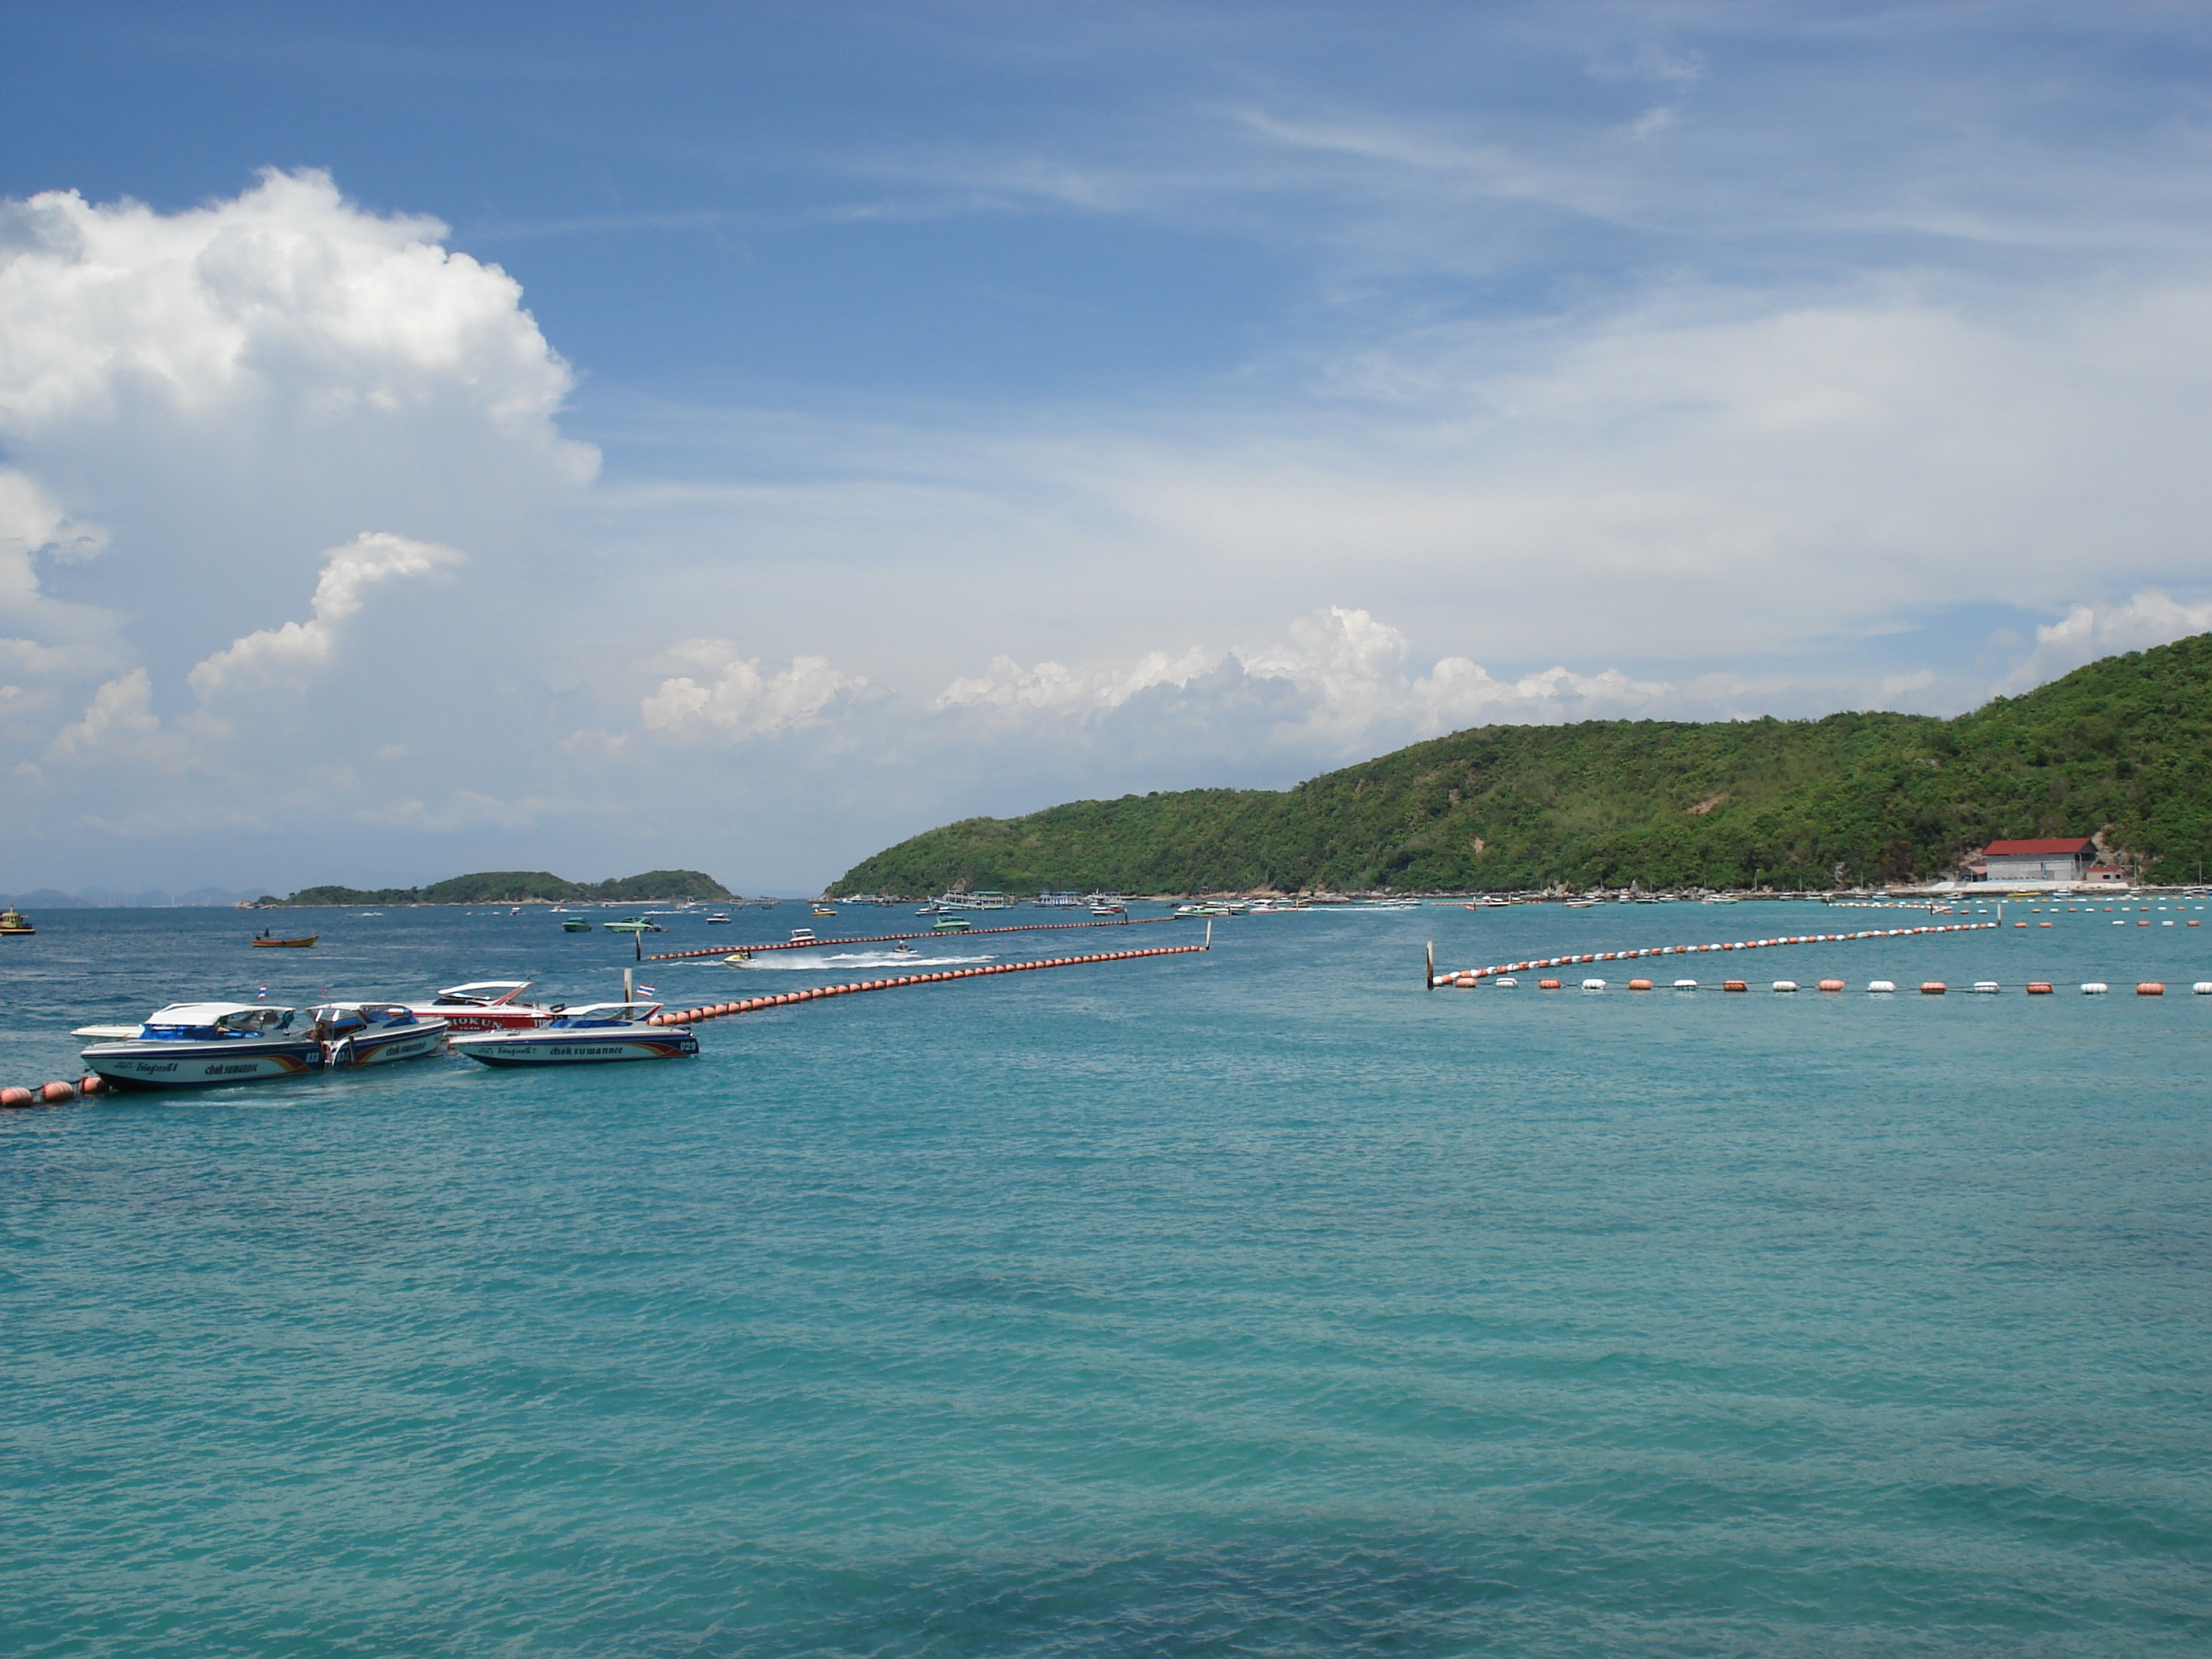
646;914;1169;961
645;942;1210;1025
1433;921;1998;987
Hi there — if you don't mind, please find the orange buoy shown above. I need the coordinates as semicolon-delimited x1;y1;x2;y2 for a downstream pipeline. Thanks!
2039;922;2052;928
79;1075;106;1094
1538;978;1562;990
1920;982;1946;994
1628;979;1652;991
2026;982;2053;994
39;1081;75;1103
1;1086;35;1108
1818;980;1844;992
2014;921;2028;928
1723;980;1748;992
2137;982;2165;996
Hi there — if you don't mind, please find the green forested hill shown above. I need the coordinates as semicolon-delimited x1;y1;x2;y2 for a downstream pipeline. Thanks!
832;634;2212;894
262;869;734;906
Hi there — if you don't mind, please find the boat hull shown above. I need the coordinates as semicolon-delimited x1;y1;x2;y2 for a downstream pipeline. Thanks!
450;1028;698;1066
81;1038;324;1090
326;1024;449;1068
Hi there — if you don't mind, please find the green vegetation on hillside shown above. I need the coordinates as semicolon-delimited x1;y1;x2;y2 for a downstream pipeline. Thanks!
262;869;733;906
833;634;2212;894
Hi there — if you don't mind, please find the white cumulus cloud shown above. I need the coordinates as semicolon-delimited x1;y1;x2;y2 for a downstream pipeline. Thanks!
189;532;464;699
639;643;866;741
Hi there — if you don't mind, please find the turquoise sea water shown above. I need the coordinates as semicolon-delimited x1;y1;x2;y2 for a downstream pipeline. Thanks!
4;900;2210;1656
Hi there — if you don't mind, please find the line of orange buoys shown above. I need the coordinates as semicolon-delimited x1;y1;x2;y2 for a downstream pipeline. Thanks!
2;1076;109;1109
643;943;1210;1025
644;914;1171;961
1433;922;1998;987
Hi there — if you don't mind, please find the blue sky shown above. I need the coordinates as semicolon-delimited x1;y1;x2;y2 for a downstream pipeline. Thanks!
5;3;2212;893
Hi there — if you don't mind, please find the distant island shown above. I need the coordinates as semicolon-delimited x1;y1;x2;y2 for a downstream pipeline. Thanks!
831;634;2212;895
251;869;735;907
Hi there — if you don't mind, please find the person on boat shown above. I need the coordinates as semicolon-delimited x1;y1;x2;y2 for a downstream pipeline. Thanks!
892;942;916;954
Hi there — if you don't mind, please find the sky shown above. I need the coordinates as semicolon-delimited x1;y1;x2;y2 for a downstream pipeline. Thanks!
5;1;2212;895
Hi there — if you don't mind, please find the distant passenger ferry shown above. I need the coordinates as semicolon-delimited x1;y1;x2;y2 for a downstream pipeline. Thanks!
936;892;1015;910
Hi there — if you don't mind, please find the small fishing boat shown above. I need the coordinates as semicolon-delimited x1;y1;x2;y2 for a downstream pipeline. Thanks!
251;928;318;947
402;980;561;1032
79;1003;324;1089
562;916;593;932
0;906;33;936
811;904;837;917
449;1003;698;1067
308;1003;451;1068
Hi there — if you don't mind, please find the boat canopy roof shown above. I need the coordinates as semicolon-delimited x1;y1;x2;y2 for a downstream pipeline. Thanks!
432;981;533;1005
307;1003;418;1024
147;1002;291;1025
545;1002;662;1027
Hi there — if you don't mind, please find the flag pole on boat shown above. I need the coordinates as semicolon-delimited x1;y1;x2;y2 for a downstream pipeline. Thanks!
624;967;634;1003
1425;939;1435;990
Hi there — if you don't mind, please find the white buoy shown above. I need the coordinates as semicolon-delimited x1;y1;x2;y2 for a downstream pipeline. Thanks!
1772;980;1798;992
1673;979;1698;989
1970;982;2001;994
2082;982;2110;994
1582;978;1606;991
1867;980;1896;993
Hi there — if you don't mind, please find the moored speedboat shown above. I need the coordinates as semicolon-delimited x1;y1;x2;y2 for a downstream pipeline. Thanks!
405;980;560;1032
449;1003;698;1067
309;1003;451;1068
601;916;665;934
79;1002;324;1089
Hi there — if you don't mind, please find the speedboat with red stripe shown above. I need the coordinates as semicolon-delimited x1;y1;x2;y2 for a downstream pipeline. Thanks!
449;1002;698;1066
403;980;562;1031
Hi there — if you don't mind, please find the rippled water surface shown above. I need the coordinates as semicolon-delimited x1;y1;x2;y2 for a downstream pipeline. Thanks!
4;901;2210;1655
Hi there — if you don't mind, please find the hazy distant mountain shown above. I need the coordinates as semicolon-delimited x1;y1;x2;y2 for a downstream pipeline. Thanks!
0;886;266;909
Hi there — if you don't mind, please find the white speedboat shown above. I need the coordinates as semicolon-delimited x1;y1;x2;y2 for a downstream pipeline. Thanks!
78;1002;324;1089
308;1003;451;1068
788;927;819;943
404;980;565;1031
449;1003;698;1067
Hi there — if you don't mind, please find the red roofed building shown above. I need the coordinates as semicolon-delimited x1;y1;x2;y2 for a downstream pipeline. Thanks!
1979;837;2097;882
